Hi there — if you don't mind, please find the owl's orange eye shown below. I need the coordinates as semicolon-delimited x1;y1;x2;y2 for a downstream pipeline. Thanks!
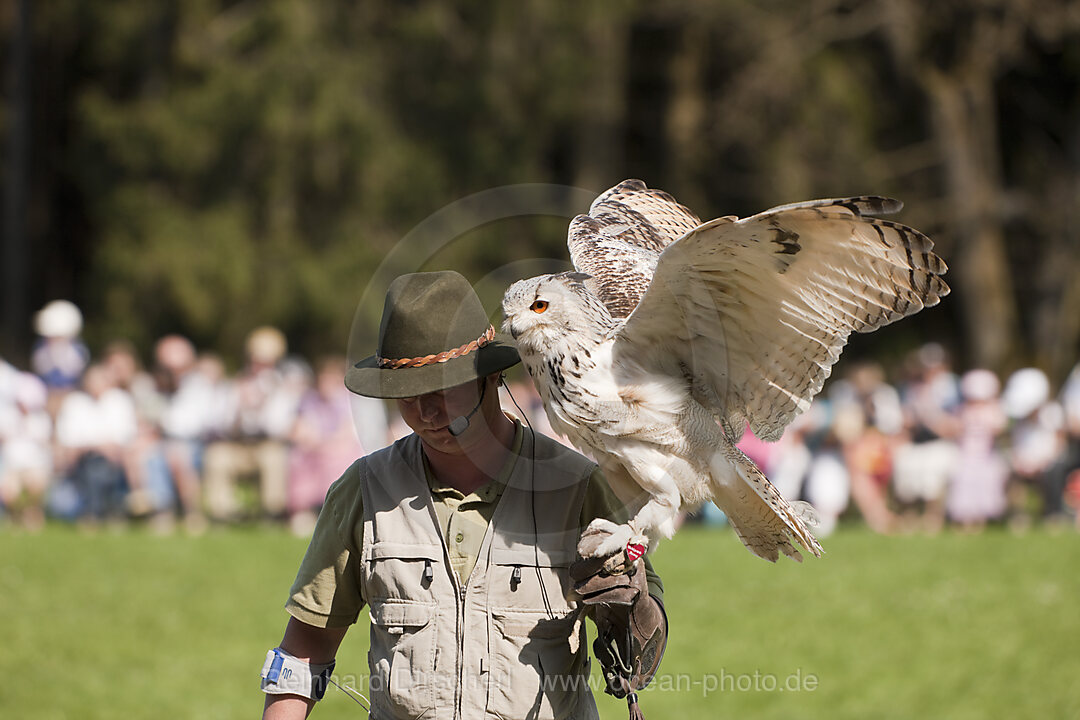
530;300;549;313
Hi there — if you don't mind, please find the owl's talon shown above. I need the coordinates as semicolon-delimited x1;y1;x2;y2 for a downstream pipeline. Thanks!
578;519;634;560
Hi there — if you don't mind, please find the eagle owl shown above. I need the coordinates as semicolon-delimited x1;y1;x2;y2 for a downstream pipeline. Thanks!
502;179;948;562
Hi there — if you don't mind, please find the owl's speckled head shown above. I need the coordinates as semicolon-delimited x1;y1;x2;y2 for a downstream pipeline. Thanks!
502;272;607;354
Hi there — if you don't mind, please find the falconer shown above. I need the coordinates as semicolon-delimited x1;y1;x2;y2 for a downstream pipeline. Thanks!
261;271;667;720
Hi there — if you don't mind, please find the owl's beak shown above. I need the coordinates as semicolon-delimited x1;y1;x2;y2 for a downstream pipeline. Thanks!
501;315;518;340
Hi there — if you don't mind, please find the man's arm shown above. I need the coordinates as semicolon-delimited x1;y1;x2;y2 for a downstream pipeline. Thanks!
261;618;348;720
575;467;668;697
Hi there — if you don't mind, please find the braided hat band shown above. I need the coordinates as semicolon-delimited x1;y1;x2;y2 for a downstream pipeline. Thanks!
377;325;496;369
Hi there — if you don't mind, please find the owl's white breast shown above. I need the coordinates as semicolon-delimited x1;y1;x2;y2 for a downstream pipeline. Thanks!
541;340;690;447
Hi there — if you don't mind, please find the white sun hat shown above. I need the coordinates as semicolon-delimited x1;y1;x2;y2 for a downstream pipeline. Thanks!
34;300;83;339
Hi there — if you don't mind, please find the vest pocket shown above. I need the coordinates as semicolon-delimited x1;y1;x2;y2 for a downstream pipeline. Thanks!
487;607;587;720
489;548;577;608
369;598;437;719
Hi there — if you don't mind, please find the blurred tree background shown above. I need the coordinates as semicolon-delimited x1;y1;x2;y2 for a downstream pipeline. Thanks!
1;0;1078;379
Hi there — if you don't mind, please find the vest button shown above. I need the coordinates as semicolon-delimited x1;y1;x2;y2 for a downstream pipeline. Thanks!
455;532;464;543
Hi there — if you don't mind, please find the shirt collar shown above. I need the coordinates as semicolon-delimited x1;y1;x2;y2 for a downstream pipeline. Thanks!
424;416;524;503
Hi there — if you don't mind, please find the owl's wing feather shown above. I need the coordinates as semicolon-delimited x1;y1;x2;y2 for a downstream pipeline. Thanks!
568;179;700;319
613;196;949;441
584;179;702;250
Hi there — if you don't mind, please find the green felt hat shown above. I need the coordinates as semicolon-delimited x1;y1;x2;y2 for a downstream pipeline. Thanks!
346;271;521;399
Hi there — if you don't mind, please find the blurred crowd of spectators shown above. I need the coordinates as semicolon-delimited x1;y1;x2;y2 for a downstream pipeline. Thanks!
712;343;1080;536
0;300;391;534
3;301;1080;538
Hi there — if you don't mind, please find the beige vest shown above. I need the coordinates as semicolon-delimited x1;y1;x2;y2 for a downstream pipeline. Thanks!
358;429;600;720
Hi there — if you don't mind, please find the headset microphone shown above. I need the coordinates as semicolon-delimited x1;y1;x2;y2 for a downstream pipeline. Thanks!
448;380;488;437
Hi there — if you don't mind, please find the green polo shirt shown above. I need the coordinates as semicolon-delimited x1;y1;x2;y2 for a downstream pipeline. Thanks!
286;421;663;628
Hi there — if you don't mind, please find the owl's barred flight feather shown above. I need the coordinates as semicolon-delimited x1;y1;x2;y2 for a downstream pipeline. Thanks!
502;180;949;563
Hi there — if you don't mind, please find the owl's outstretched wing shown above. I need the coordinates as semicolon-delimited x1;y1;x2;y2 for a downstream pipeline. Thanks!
612;195;950;441
567;179;700;319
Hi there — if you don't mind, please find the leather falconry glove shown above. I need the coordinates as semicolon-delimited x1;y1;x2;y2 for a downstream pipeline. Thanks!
571;552;667;717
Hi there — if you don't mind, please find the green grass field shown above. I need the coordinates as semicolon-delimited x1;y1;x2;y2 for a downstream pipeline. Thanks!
2;524;1078;719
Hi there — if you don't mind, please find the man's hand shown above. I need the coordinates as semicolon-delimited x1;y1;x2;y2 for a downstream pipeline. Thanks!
570;554;667;697
571;554;646;606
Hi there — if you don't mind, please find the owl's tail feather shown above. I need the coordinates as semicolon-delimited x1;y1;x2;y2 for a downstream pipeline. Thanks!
709;445;824;563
